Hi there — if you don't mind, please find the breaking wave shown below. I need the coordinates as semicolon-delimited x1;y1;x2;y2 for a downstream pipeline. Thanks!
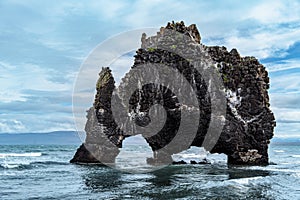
0;152;42;158
0;161;68;170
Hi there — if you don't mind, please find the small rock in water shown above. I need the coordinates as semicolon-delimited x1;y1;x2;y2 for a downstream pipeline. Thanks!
190;160;197;164
172;160;187;164
198;158;210;164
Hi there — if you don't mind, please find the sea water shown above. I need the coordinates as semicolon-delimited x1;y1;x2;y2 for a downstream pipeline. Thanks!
0;143;299;199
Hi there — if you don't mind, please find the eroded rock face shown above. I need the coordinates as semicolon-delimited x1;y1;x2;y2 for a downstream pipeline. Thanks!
205;46;275;165
71;21;276;166
70;68;121;164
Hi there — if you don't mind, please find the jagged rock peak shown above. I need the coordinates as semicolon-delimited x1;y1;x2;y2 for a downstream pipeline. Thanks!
165;21;201;44
141;21;201;48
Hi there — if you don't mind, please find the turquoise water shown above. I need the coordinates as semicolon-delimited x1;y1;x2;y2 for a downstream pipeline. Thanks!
0;143;299;199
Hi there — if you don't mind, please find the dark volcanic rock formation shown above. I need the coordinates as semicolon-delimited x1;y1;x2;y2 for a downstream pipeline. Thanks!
71;21;276;166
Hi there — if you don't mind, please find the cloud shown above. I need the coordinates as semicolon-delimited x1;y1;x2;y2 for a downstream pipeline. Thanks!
210;23;300;59
0;91;28;103
274;122;300;138
0;119;27;133
0;113;75;133
264;59;300;72
246;1;300;24
272;107;300;122
270;93;300;109
110;52;135;84
0;61;74;103
269;71;300;93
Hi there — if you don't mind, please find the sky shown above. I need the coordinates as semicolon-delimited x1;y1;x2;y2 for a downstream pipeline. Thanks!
0;0;300;138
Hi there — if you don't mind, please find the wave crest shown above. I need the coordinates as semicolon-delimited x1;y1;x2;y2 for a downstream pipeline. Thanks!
0;152;42;158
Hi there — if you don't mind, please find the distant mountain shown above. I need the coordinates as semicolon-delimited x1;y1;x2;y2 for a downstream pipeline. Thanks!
0;131;83;145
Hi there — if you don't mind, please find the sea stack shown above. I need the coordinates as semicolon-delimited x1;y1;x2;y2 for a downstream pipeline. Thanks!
71;21;276;166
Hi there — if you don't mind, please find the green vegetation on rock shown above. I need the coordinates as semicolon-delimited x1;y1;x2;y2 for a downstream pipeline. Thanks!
147;47;156;52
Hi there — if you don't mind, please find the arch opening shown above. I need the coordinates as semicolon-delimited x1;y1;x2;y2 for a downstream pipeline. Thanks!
115;135;154;172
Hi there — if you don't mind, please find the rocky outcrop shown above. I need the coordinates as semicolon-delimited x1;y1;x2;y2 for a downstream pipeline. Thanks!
71;21;276;166
70;68;121;164
204;45;275;165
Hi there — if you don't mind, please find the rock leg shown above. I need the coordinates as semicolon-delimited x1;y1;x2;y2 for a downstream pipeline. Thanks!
227;149;268;166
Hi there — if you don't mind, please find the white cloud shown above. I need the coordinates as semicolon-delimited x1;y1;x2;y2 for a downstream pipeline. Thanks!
270;72;300;93
272;107;300;122
0;113;75;133
274;122;300;138
88;0;128;20
0;61;73;103
0;119;27;133
265;59;300;72
270;93;300;109
217;26;300;59
0;91;28;103
246;1;300;24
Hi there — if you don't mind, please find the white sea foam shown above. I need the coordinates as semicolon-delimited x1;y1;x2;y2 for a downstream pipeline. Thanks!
230;176;263;185
292;155;300;158
0;152;42;158
274;150;285;153
178;153;199;158
0;163;20;169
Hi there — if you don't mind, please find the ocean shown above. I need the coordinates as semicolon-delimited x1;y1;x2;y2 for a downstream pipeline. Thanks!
0;142;299;200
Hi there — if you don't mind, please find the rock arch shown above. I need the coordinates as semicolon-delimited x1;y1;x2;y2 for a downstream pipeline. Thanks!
71;22;275;166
